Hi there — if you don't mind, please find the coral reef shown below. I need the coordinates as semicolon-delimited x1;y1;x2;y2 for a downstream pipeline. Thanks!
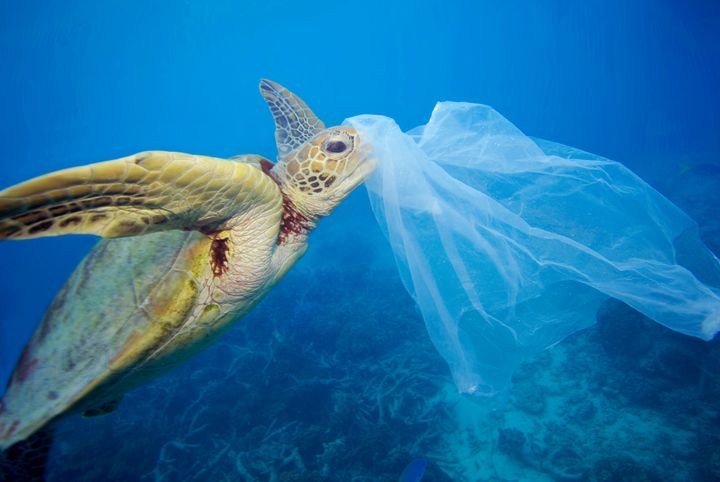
546;447;587;481
591;456;660;482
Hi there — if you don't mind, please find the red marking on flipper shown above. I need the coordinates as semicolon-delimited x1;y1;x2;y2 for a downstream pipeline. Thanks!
210;237;230;277
277;194;311;245
257;156;312;245
13;347;39;384
260;159;275;176
4;420;19;437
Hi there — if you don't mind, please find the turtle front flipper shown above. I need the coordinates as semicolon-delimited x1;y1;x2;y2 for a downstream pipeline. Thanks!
0;151;281;240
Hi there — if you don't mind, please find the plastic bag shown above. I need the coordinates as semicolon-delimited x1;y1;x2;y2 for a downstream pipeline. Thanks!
344;102;720;396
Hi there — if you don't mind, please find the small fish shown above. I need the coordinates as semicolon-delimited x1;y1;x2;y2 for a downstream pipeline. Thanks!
399;458;427;482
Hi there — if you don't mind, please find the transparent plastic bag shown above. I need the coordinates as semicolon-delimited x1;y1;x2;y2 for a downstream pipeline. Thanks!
345;102;720;396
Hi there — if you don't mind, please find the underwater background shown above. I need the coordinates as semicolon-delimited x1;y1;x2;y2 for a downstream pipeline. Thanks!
1;0;719;480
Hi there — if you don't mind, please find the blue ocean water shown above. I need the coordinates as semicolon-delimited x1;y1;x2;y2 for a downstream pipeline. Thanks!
1;1;719;480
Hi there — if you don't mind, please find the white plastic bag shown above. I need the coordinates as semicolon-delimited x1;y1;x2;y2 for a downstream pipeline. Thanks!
345;102;720;396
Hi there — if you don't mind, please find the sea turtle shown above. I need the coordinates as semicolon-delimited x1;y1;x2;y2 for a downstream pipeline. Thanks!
0;80;374;477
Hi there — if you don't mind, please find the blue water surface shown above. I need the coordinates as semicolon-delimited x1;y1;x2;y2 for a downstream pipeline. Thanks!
1;1;719;480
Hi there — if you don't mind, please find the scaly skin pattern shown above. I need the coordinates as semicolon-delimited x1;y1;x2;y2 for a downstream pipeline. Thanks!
0;159;289;449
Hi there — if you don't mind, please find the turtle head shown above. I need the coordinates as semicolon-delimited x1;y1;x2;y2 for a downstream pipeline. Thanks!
259;79;375;222
273;126;374;219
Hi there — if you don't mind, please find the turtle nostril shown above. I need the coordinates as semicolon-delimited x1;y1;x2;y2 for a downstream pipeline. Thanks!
325;141;347;153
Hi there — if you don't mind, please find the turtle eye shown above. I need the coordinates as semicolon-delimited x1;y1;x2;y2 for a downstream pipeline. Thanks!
320;130;354;158
325;140;347;153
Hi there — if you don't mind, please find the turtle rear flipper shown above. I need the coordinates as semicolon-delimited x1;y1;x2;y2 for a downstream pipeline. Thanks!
82;398;122;418
0;426;54;482
0;151;280;240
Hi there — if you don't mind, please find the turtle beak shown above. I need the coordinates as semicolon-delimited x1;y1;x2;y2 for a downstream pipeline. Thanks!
352;152;377;188
341;133;377;192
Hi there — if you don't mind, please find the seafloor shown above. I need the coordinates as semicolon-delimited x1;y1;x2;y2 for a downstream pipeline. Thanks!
38;163;720;481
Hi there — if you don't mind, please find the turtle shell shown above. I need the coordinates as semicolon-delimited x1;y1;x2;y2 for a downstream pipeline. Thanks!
0;229;212;449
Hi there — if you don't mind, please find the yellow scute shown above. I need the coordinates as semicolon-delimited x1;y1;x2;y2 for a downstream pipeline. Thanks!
107;238;209;372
